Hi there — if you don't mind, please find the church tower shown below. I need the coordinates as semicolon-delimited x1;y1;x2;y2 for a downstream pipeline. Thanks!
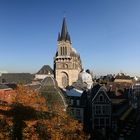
54;18;82;88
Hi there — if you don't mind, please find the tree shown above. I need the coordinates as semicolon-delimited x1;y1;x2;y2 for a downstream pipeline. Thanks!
0;85;88;140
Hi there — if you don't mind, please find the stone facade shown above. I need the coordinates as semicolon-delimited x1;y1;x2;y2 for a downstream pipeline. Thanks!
54;18;82;88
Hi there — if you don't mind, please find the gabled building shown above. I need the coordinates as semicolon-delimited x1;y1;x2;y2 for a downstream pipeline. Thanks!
54;18;82;88
35;65;54;80
66;88;84;122
91;85;112;130
83;84;112;132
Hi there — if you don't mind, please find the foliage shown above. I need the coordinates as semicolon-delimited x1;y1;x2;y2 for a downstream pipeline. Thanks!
0;85;88;140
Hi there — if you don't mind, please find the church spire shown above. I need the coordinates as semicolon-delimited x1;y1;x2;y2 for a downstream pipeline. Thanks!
60;17;71;42
61;17;67;40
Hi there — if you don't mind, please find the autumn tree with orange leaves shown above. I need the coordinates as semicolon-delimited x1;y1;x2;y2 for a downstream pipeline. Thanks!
0;85;88;140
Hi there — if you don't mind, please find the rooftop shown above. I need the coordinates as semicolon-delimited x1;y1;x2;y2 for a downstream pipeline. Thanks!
66;88;83;97
111;99;127;104
115;73;132;80
36;65;53;75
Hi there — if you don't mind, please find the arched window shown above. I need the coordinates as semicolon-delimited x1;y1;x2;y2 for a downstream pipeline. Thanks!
62;47;63;55
64;47;66;55
64;47;67;55
62;72;69;88
61;47;62;55
99;95;104;102
63;47;65;55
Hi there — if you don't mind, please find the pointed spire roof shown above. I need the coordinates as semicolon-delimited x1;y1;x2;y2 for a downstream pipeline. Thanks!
57;32;61;41
59;17;71;43
66;32;71;43
61;17;68;40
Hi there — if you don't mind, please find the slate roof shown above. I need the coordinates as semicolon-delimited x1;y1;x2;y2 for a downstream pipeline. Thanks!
5;83;17;89
0;84;10;89
81;84;107;101
58;17;71;43
55;52;58;57
41;86;67;111
57;32;61;41
66;88;83;97
72;81;88;91
1;73;34;84
41;75;58;87
90;84;101;99
36;65;53;75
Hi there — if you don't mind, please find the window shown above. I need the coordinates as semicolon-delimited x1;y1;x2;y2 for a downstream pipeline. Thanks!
102;106;106;114
73;99;76;105
100;118;104;125
95;106;101;115
106;118;109;125
104;106;110;115
94;118;99;128
65;47;67;55
76;109;80;117
99;95;104;102
64;47;67;55
94;118;99;124
62;72;69;88
60;47;62;55
77;100;80;106
70;99;73;105
70;109;74;116
63;47;64;55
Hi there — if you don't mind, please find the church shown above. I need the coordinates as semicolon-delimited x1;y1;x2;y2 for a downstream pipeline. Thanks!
54;17;82;88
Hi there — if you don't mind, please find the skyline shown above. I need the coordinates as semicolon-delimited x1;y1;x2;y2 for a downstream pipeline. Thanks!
0;0;140;76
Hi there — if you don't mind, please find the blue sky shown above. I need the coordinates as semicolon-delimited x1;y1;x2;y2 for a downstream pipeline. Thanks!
0;0;140;76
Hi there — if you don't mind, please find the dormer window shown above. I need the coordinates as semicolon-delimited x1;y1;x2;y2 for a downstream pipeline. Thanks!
99;95;104;102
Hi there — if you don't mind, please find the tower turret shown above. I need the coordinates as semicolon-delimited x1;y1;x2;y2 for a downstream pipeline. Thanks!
57;32;61;41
